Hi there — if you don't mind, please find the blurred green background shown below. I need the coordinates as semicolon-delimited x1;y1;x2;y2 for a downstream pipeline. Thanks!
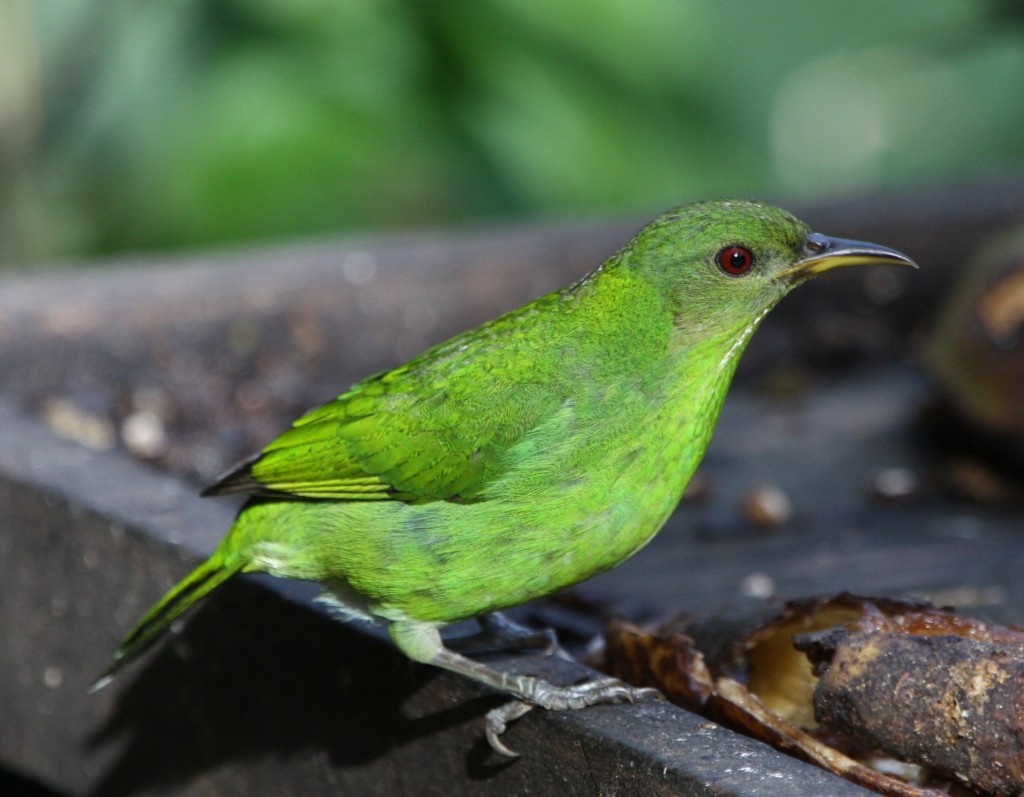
2;0;1023;269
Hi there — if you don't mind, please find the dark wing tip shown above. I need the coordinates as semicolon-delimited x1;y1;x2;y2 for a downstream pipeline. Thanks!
201;455;264;497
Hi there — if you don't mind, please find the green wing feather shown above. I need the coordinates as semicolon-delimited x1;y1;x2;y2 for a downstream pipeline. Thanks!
205;304;571;504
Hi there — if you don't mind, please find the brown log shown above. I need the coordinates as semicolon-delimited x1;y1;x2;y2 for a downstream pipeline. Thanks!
801;630;1024;796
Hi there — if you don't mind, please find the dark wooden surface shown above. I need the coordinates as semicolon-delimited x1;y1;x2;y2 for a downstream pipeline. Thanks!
3;181;1024;795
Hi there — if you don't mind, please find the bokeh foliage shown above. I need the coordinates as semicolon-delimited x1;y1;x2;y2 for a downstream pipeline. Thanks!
2;0;1022;267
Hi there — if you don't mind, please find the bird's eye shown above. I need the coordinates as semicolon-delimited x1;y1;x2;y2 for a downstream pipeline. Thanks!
717;245;755;276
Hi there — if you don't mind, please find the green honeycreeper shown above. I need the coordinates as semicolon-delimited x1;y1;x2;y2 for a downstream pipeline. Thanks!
95;200;914;753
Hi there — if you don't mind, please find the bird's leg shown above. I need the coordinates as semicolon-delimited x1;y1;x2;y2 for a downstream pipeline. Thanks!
448;612;558;657
391;622;659;756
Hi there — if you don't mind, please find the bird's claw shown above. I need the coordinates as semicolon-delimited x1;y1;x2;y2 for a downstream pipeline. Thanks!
532;675;660;710
486;700;535;757
483;677;661;756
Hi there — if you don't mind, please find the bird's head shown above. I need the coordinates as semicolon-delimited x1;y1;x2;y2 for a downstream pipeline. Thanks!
617;199;916;338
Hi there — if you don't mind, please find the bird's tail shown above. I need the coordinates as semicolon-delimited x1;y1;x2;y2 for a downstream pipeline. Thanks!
90;552;243;692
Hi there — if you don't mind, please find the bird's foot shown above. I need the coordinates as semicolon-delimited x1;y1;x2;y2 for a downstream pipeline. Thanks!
389;622;659;758
450;612;558;657
486;677;661;757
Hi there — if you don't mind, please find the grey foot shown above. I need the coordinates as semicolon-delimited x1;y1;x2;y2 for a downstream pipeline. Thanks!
389;622;660;758
450;612;558;657
485;677;661;757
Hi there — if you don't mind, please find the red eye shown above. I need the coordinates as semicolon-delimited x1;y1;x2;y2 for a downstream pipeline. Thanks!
717;245;754;276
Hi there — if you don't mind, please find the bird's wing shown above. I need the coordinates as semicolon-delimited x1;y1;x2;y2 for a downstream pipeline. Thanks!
204;349;570;504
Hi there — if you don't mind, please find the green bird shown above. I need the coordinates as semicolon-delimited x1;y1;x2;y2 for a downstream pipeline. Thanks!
95;200;914;753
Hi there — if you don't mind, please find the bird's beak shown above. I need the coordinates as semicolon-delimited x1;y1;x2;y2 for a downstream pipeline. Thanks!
781;232;917;281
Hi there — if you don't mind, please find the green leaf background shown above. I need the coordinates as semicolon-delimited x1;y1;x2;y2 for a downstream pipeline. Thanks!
2;0;1022;267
